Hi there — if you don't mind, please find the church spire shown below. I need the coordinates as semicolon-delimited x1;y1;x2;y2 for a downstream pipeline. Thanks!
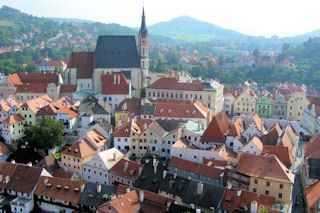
139;6;148;39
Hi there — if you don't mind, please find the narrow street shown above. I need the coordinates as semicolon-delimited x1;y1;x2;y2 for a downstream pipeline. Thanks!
292;140;306;213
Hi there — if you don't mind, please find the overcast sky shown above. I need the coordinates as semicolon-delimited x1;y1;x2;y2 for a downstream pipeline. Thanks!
1;0;320;37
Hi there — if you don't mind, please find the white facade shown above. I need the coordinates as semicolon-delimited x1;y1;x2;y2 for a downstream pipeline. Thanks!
242;120;263;140
170;144;223;164
79;114;110;129
36;200;75;213
56;111;77;133
223;93;235;116
114;136;131;152
226;136;244;153
98;93;131;117
241;139;263;155
82;148;125;185
301;104;320;137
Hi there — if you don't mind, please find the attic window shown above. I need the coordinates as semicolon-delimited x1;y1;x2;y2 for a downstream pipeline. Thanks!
46;183;52;188
56;185;62;190
192;110;196;114
168;109;172;113
68;147;72;152
185;110;189;114
74;149;78;153
160;109;164;113
74;188;80;192
125;129;128;133
64;186;70;191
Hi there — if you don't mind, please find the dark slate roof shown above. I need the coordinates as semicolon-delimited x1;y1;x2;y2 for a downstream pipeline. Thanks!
94;36;140;68
79;182;117;208
141;103;156;115
158;174;189;198
156;119;185;132
78;96;111;115
133;156;167;193
139;7;148;39
308;158;320;179
89;118;113;133
182;180;225;209
168;203;197;213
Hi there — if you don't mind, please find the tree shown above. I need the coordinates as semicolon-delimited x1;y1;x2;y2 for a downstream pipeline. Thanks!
23;118;65;154
26;64;40;73
218;54;225;66
252;49;261;58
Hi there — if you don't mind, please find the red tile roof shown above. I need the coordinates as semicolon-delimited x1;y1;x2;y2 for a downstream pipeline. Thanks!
60;85;77;93
262;146;293;167
61;140;96;158
116;184;174;213
0;142;9;156
169;157;223;179
304;134;320;159
8;72;59;86
53;169;74;179
34;60;66;67
115;98;143;114
148;77;205;91
36;104;57;116
114;121;132;137
19;95;52;113
35;176;86;204
16;83;49;93
201;111;230;143
221;187;275;212
203;159;228;167
306;181;320;213
2;113;25;125
101;74;130;95
109;159;143;181
0;162;17;190
58;107;78;119
236;153;294;184
155;102;208;119
67;52;94;79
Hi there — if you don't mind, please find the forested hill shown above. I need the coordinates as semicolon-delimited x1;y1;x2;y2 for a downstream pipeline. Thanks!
0;5;175;48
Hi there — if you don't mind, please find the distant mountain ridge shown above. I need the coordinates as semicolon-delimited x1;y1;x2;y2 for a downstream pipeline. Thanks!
48;17;94;23
147;16;249;41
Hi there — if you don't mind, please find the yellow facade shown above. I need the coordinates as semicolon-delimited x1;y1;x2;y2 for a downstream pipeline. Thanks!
286;92;309;121
233;90;256;115
60;153;95;177
16;107;36;126
115;111;129;128
131;129;149;158
249;177;293;203
10;120;25;142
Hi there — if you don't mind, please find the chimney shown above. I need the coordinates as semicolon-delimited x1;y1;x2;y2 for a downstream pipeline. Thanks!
174;173;177;179
139;191;144;203
190;204;195;209
97;184;101;193
153;163;157;174
114;75;116;84
110;194;116;200
126;188;131;193
80;184;85;192
123;161;129;172
27;162;32;167
44;178;48;184
113;152;116;161
139;167;143;176
196;209;201;213
250;201;258;213
237;190;241;197
198;120;200;131
227;184;232;190
11;159;15;164
153;157;156;167
197;182;203;195
163;170;167;179
118;74;121;85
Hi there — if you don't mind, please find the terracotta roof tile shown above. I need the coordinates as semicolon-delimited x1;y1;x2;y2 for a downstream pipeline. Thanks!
35;176;86;204
61;140;96;158
227;117;243;138
215;145;236;161
306;181;320;212
2;113;25;124
114;121;132;137
85;129;107;148
202;110;230;143
304;134;320;159
221;187;275;212
109;159;143;181
172;138;198;149
243;135;263;151
60;85;77;93
148;77;205;91
236;153;294;184
155;102;208;119
53;169;74;179
16;83;48;93
169;157;223;179
203;159;228;167
67;52;94;79
262;146;293;167
101;74;129;95
36;104;57;116
8;72;59;86
0;162;17;190
115;98;142;114
0;142;9;156
19;95;52;113
58;107;78;119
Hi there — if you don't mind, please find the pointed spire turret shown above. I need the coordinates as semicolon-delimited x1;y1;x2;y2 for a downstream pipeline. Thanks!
139;7;148;39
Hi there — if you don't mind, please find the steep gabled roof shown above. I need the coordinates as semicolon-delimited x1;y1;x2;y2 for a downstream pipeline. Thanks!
243;135;263;151
262;145;293;167
109;159;143;181
101;74;130;95
0;162;17;190
236;153;294;184
306;181;320;212
94;36;140;68
304;134;320;159
114;121;132;137
67;52;94;79
227;117;243;138
2;113;24;124
7;72;59;86
148;77;205;91
61;140;96;158
201;110;230;143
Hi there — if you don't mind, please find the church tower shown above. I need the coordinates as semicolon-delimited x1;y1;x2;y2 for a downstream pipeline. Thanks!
138;7;149;87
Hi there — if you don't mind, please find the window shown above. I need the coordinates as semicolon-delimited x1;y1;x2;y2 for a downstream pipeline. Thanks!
254;179;258;184
253;188;257;192
279;193;283;198
266;181;270;186
265;190;269;195
280;184;283;189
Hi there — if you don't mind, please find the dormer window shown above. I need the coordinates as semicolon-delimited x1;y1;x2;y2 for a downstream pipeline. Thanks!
192;110;196;114
160;109;164;113
168;109;172;113
185;110;189;115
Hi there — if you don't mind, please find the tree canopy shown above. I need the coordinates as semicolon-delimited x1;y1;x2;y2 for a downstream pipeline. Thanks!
23;118;65;154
